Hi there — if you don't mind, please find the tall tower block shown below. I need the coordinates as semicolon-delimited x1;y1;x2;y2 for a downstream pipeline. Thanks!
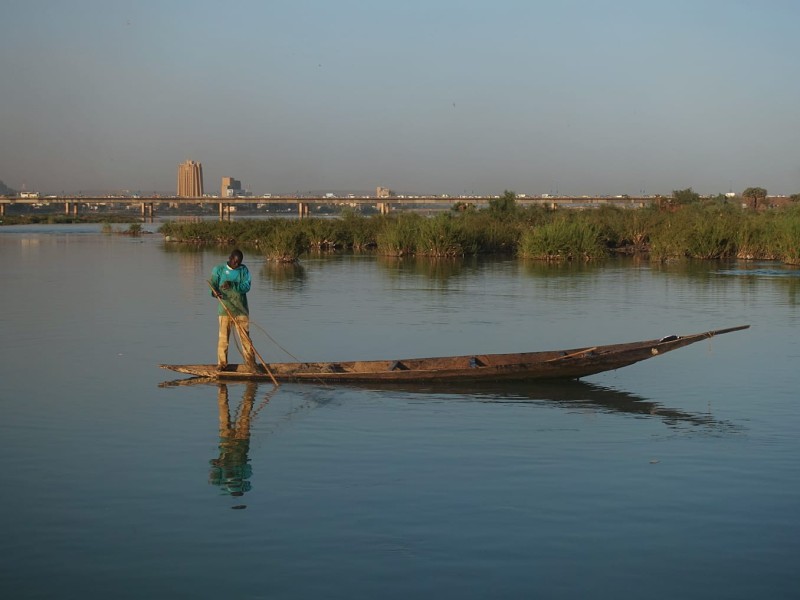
177;160;204;197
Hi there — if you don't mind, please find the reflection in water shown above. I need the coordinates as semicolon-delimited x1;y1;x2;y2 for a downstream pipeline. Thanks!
260;261;307;290
356;379;740;433
209;383;258;497
203;382;318;506
377;255;475;285
520;258;604;278
209;383;282;500
163;377;738;434
648;258;800;307
716;262;800;306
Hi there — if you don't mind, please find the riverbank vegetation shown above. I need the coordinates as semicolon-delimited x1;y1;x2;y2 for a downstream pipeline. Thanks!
0;214;139;226
158;197;800;265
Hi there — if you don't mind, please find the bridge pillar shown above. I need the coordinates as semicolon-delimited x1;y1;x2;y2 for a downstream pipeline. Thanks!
0;204;5;216
141;202;154;221
217;202;233;221
298;202;309;218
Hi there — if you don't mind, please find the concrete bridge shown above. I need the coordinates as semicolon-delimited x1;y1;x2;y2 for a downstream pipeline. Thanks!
0;195;655;220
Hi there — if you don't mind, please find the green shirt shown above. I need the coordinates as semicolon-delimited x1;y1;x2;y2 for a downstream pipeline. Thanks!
210;263;251;317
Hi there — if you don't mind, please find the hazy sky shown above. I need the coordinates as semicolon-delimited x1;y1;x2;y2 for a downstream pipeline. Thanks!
2;0;798;196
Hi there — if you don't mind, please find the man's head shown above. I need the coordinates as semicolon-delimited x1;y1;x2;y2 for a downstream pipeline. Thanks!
227;249;244;269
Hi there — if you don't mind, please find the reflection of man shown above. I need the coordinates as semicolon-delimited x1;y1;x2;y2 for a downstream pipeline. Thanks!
209;383;256;496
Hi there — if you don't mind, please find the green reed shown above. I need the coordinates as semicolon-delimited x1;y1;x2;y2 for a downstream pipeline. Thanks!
460;212;522;254
262;221;306;262
684;205;739;259
158;202;800;264
518;216;607;260
773;206;800;264
648;205;739;261
337;211;380;250
591;206;664;252
413;213;474;256
735;212;780;260
375;213;421;256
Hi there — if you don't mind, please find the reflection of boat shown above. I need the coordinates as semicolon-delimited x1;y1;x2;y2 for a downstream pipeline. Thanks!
160;325;748;383
157;379;737;433
353;379;737;431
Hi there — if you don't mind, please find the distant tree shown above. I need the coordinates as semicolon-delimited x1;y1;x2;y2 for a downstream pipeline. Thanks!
742;187;768;209
789;193;800;203
488;190;517;215
672;187;701;205
452;201;476;213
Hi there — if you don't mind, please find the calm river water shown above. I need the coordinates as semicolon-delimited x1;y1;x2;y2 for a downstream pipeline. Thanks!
1;223;799;599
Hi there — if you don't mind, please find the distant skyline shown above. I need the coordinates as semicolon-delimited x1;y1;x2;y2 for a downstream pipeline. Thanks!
2;1;798;197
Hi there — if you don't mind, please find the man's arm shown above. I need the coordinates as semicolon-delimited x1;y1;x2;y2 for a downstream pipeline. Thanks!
210;266;223;297
235;266;252;294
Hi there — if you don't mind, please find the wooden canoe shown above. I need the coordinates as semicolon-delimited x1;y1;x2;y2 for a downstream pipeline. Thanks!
159;325;748;383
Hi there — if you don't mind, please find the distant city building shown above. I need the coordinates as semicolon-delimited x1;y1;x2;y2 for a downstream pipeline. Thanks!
177;160;204;197
221;177;244;198
376;186;394;198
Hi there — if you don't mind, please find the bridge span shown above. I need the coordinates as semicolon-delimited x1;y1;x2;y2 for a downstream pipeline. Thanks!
0;195;654;220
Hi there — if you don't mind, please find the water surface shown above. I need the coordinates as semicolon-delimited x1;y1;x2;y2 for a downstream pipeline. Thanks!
1;225;798;599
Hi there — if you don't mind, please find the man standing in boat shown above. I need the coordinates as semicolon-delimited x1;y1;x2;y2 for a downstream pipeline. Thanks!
210;249;256;371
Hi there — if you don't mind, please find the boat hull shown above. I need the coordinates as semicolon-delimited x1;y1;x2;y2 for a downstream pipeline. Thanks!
160;325;749;384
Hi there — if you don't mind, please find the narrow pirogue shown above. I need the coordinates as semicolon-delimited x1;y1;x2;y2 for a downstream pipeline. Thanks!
160;325;749;384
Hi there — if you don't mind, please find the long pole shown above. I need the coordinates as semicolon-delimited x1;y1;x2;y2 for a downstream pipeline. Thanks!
207;280;280;387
